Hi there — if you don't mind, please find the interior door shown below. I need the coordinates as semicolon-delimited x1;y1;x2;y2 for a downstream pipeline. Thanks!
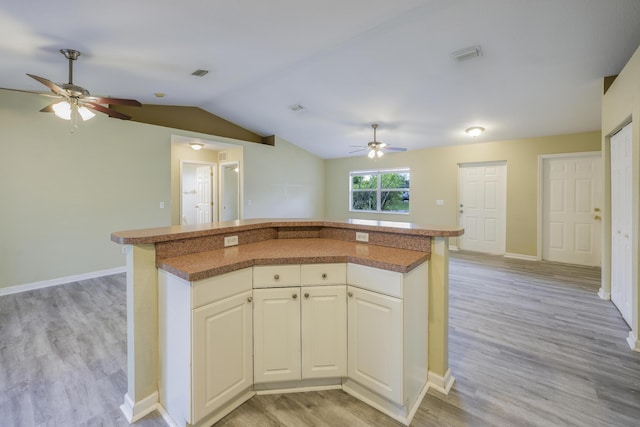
196;165;213;224
458;162;507;254
542;155;602;266
611;123;632;326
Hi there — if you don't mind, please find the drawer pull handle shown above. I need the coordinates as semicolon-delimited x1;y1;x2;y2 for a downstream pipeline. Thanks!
247;297;253;303
292;293;298;300
348;291;353;298
274;274;280;280
321;273;327;279
304;293;310;299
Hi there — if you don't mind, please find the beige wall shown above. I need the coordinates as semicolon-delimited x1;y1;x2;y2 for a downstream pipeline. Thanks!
602;44;640;344
0;90;325;291
325;131;601;256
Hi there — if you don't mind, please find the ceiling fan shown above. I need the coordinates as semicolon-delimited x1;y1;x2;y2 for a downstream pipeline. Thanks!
349;124;407;158
1;49;141;123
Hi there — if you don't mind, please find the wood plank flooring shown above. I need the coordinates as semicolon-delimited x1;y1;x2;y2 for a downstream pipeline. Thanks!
1;252;639;426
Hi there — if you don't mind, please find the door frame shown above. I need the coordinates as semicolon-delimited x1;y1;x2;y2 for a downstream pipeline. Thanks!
219;160;242;221
537;151;601;262
457;160;507;255
180;160;217;225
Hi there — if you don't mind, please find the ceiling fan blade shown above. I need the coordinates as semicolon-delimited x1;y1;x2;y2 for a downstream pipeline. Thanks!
26;74;66;95
384;146;407;152
348;145;367;148
40;103;57;113
348;148;367;154
83;102;132;120
85;96;142;107
0;87;62;99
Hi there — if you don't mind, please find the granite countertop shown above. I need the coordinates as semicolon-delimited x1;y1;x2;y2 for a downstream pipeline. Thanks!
159;238;428;281
112;218;464;245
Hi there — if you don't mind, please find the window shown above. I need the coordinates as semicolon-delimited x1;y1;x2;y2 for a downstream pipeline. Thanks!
350;169;410;213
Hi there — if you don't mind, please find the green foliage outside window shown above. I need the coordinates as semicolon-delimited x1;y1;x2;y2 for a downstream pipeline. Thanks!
350;169;410;213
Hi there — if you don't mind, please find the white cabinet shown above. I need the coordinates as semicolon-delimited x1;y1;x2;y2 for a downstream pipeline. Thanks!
253;287;301;383
301;285;347;378
192;290;253;421
344;262;429;425
347;285;403;403
253;264;347;385
159;268;254;427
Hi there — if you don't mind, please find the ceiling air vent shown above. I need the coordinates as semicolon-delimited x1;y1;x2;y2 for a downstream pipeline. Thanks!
191;69;209;77
452;45;483;62
219;152;227;161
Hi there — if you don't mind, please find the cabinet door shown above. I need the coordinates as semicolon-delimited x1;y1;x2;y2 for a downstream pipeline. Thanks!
192;290;253;423
254;287;301;383
301;285;347;379
347;285;403;404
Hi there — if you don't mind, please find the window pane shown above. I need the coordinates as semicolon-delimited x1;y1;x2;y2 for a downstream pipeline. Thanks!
352;174;378;189
381;191;409;212
381;172;410;189
352;191;377;211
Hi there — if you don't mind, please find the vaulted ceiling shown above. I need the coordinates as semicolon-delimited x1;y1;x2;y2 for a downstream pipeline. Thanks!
1;0;640;158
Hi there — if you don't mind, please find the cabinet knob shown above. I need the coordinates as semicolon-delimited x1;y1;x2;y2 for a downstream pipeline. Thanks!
247;297;253;303
321;273;327;280
292;293;298;299
274;274;280;280
348;291;353;298
304;293;310;299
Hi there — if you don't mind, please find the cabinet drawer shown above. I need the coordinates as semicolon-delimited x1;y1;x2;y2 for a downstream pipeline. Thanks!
301;263;346;286
253;265;300;288
192;268;253;308
347;263;403;298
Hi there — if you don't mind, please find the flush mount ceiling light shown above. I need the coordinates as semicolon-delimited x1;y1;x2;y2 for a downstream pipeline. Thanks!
189;143;204;151
465;126;485;137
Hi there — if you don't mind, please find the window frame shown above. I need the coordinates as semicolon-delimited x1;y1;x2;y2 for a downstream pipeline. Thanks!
349;168;410;214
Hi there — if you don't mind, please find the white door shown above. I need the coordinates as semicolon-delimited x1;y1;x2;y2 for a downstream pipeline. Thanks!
253;287;301;383
192;290;253;423
347;286;402;405
458;162;507;254
301;285;347;379
611;123;633;325
196;166;214;224
542;155;602;266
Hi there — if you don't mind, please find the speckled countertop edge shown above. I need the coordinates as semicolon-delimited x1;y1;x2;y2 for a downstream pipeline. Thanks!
112;218;464;244
157;238;428;281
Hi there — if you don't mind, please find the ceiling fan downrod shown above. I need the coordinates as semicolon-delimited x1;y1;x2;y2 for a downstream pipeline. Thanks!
60;49;80;85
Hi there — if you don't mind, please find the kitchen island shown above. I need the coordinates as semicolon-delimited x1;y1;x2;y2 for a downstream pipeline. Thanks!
111;219;463;426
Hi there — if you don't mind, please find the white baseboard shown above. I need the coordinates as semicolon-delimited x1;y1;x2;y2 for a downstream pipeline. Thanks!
0;266;126;296
448;245;459;252
427;369;455;395
627;331;640;352
597;287;611;300
120;392;159;424
504;252;538;261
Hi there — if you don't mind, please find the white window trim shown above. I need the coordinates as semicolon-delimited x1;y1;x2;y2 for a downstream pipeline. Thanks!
349;168;410;214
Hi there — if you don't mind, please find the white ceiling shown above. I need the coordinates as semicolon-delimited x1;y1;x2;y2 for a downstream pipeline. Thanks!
1;0;639;159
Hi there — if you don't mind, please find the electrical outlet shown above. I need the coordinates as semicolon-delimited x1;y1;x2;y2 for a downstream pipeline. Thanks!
224;235;239;247
355;232;369;243
159;201;165;208
436;199;444;206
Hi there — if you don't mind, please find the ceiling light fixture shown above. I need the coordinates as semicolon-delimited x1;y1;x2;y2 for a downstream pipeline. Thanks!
465;126;485;137
189;143;204;151
52;100;95;123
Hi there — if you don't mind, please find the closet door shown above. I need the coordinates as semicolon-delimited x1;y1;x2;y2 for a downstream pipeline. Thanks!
610;122;632;326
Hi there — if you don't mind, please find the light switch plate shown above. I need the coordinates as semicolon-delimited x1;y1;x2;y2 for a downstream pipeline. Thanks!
436;199;444;206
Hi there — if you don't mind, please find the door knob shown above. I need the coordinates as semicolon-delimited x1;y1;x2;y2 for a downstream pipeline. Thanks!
459;210;464;214
594;207;600;212
594;215;601;221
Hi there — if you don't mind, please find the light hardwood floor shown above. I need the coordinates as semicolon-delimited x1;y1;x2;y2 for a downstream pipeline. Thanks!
1;252;639;426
